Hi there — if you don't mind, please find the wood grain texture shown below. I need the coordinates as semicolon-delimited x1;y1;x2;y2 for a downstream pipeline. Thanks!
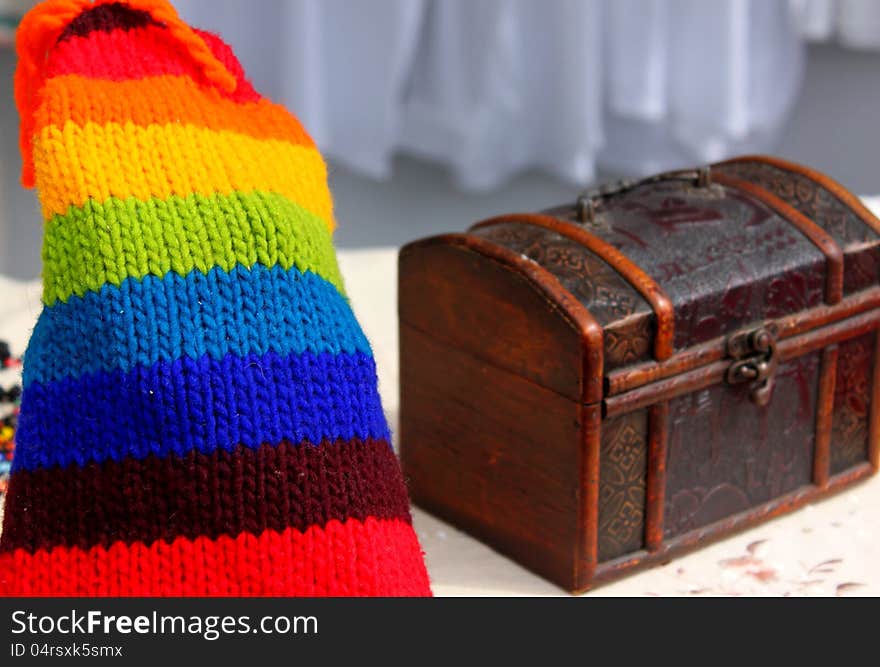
469;221;653;371
871;333;880;471
813;346;839;488
399;323;588;591
473;214;676;360
644;402;669;551
578;403;603;588
399;233;603;403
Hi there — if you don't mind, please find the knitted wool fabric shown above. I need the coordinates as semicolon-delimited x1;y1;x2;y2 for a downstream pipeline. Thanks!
0;0;431;597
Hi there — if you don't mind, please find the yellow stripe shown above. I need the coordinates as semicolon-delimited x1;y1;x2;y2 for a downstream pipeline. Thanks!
33;122;335;229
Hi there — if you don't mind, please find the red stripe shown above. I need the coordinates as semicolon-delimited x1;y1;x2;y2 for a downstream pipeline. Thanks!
46;24;260;102
0;518;431;597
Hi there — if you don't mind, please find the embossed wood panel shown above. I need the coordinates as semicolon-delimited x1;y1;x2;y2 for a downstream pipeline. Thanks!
545;181;827;351
598;410;648;561
664;353;820;538
715;160;880;294
830;332;876;474
470;222;654;370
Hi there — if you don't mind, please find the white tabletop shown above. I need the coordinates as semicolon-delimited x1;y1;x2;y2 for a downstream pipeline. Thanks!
1;197;879;596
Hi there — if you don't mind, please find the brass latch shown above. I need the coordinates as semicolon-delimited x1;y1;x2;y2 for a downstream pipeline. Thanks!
725;324;779;407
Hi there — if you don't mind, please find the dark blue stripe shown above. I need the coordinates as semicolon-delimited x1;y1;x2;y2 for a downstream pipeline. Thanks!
23;263;370;387
13;350;390;471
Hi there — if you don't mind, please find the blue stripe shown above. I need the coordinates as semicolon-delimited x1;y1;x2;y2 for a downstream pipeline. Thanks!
23;263;370;387
13;350;390;471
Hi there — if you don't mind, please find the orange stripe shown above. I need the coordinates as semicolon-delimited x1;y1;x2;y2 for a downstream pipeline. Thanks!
35;74;314;147
0;517;432;597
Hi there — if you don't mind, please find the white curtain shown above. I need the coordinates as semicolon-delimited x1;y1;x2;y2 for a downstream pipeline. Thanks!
127;1;812;190
176;0;805;190
793;0;880;49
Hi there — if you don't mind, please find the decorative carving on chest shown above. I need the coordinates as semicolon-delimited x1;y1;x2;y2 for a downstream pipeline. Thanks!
831;334;875;474
472;223;650;324
615;196;723;236
598;184;805;274
715;161;877;245
604;316;653;370
716;161;880;293
598;411;647;561
664;353;819;538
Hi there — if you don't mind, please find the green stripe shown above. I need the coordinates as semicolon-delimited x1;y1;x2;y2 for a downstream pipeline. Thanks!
42;190;344;305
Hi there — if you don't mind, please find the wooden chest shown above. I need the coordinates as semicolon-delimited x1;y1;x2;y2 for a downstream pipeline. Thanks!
398;155;880;593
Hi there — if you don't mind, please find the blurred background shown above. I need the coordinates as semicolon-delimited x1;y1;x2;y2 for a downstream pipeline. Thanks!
1;0;879;279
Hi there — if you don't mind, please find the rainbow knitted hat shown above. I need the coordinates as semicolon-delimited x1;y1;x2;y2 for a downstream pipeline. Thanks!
0;0;431;596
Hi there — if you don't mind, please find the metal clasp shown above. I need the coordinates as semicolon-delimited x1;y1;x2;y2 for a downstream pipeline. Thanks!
575;166;713;224
725;325;779;407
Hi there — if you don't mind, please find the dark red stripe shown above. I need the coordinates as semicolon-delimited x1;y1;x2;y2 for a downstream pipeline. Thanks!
0;438;411;554
59;2;160;42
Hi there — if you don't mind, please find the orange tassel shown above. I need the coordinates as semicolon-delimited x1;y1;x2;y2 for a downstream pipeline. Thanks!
14;0;237;188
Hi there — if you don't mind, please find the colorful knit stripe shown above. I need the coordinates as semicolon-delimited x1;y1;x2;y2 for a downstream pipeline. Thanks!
14;351;390;472
1;438;409;554
35;75;314;145
42;190;342;306
26;265;367;387
47;23;261;103
5;0;432;598
34;122;333;225
0;517;432;596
